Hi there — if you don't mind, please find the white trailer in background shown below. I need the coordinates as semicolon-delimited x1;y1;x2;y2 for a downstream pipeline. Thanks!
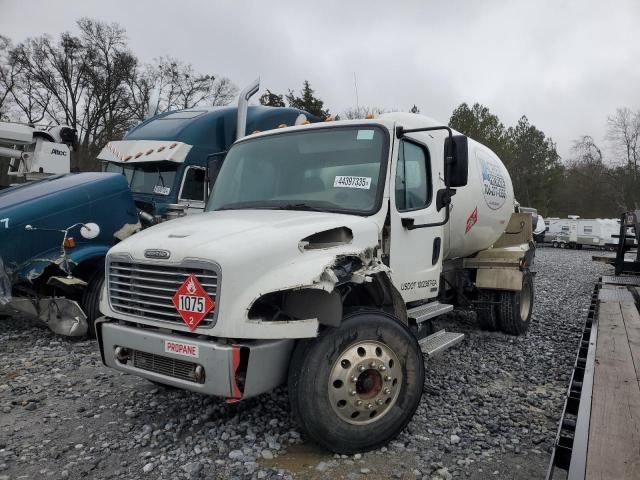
0;121;77;186
545;216;619;250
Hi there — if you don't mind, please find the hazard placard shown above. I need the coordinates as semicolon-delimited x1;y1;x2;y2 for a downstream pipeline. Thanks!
172;274;215;331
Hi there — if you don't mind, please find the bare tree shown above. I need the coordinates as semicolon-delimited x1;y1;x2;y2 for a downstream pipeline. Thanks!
607;107;640;171
343;106;387;119
210;77;237;106
0;35;15;119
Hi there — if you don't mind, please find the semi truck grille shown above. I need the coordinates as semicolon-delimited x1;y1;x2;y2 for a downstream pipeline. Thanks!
132;349;202;383
108;260;218;328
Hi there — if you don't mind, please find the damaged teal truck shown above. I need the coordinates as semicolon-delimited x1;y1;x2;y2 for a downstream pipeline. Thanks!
0;84;319;336
0;173;140;336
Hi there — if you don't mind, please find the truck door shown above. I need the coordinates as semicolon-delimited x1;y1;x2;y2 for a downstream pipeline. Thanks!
389;139;443;302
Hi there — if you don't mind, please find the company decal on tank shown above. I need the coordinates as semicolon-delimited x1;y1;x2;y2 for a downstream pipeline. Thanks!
478;150;507;210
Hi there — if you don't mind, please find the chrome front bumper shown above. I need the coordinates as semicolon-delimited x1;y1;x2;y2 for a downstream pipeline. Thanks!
97;319;294;399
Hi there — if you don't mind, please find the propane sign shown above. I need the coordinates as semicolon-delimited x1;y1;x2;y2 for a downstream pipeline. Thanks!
172;274;214;331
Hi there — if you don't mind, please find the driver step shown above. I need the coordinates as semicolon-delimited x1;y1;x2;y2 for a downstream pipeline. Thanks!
419;330;465;357
408;301;453;324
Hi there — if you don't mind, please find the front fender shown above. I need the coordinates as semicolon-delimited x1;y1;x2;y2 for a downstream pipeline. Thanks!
13;244;109;283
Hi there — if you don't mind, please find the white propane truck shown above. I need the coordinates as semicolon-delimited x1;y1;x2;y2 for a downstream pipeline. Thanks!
95;113;535;453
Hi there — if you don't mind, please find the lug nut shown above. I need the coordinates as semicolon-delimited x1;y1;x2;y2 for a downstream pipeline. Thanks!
356;400;363;406
350;390;357;396
376;399;384;405
366;403;373;410
369;361;376;368
379;365;387;371
358;365;366;372
350;375;358;383
384;375;392;382
383;387;391;395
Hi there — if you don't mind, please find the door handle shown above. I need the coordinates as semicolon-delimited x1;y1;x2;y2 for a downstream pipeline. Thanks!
401;218;415;229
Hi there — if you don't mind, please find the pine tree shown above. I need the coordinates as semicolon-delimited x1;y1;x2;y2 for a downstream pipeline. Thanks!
285;80;329;118
410;104;420;114
259;89;285;107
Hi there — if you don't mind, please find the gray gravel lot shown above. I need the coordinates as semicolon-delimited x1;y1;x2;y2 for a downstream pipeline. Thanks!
0;248;609;480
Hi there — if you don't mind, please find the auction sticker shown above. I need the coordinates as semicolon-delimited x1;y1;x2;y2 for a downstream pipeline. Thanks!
334;175;372;189
165;340;199;358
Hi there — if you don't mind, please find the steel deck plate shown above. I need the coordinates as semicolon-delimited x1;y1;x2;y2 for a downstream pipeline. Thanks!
598;288;635;302
601;275;640;286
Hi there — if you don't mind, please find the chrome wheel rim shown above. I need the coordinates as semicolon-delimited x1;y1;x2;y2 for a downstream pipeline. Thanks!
328;340;402;425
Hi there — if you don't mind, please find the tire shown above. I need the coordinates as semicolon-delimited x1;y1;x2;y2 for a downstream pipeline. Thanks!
497;270;534;335
288;311;425;454
80;267;105;338
476;289;498;331
552;242;558;248
559;242;565;249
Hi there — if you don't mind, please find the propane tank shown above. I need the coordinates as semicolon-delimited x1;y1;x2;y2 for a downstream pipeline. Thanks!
379;112;516;259
444;138;515;259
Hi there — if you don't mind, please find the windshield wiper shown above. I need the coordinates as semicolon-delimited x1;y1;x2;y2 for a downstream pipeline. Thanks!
216;201;327;212
276;203;324;211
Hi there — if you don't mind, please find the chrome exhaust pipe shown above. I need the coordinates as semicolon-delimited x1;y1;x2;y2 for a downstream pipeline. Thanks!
236;78;260;140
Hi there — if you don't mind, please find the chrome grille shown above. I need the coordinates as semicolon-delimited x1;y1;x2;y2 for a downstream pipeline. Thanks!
132;349;202;383
108;260;218;327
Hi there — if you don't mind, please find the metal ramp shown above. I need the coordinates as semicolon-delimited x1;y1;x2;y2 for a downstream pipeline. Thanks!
419;329;464;357
408;301;453;324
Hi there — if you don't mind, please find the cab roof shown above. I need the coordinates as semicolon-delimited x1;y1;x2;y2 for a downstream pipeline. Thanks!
125;106;320;152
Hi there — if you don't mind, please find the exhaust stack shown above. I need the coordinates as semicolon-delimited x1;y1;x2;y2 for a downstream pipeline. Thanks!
236;78;260;140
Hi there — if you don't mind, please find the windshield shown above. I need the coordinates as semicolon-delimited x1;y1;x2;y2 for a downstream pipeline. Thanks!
103;161;178;196
206;126;389;215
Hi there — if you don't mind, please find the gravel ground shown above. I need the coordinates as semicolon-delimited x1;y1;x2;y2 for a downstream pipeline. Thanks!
0;248;610;480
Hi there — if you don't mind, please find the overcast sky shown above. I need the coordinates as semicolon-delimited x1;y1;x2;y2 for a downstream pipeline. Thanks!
2;0;639;160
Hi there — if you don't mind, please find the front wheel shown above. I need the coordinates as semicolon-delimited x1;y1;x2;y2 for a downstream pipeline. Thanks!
81;267;105;338
288;311;425;454
497;270;534;335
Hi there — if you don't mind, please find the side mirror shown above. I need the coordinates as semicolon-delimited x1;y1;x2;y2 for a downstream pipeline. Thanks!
444;135;469;188
80;223;100;239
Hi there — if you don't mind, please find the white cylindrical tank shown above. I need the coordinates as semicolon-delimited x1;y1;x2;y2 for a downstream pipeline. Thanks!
444;138;515;259
379;112;515;259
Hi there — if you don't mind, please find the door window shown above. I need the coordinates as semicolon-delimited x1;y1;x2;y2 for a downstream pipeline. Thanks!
180;167;206;202
395;141;431;211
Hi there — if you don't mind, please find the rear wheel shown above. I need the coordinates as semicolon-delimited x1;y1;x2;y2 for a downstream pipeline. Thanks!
81;267;104;338
288;311;424;454
476;289;499;331
552;241;558;248
497;270;534;335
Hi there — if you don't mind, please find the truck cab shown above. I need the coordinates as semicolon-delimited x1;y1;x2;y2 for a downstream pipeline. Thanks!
98;106;319;222
97;114;534;453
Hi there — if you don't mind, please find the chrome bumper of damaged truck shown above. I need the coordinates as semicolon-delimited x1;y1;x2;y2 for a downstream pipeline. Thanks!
96;319;294;400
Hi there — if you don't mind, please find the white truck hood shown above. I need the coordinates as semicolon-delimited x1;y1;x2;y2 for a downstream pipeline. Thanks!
109;209;381;262
105;209;385;339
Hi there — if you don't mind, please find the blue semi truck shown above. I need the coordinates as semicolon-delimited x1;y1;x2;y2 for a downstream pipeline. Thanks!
98;104;319;221
0;84;320;336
